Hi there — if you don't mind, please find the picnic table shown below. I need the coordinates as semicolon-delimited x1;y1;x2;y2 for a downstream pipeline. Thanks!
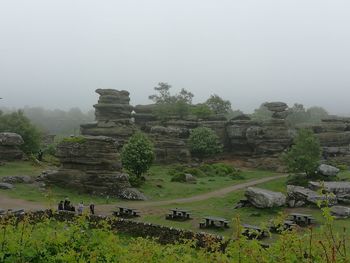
241;224;268;240
289;213;315;226
113;207;140;218
166;208;191;221
199;216;229;229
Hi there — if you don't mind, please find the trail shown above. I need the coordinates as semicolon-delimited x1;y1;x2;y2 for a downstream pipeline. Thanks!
0;174;287;214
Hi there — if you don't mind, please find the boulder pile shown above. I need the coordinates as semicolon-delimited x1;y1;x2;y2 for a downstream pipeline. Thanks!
287;185;337;207
0;132;24;161
309;181;350;204
41;135;146;200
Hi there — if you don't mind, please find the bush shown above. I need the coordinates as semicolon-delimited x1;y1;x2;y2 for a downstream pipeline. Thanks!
188;127;223;159
191;104;213;119
0;110;41;154
121;132;155;178
170;173;187;182
282;129;321;176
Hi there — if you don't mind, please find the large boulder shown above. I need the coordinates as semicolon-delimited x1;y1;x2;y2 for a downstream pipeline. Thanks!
330;206;350;219
245;187;286;208
287;185;337;206
0;132;24;146
317;164;340;177
309;181;350;203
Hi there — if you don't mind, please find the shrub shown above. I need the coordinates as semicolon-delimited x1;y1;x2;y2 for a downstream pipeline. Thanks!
282;129;321;176
191;104;213;119
62;136;86;144
0;110;41;154
188;127;223;159
121;132;155;178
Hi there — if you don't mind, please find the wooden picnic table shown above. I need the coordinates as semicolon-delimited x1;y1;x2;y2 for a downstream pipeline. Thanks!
199;216;229;229
289;213;315;226
114;207;140;218
241;224;268;240
166;208;191;221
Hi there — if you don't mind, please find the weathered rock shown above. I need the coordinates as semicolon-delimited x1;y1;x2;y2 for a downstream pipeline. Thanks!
0;183;14;189
0;133;24;161
287;185;337;206
317;164;340;177
309;181;350;203
185;173;197;184
2;176;34;184
245;187;286;208
263;102;288;113
118;188;147;200
330;206;350;218
0;132;24;146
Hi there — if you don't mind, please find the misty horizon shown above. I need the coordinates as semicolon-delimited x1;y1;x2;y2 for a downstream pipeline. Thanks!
1;1;350;115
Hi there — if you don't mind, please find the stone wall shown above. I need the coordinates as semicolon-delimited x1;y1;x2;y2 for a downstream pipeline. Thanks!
2;210;227;249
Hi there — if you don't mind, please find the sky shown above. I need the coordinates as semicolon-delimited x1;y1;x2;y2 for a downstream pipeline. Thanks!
0;0;350;114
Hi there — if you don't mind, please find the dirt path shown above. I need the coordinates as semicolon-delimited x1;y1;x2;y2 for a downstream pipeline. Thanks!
0;174;287;215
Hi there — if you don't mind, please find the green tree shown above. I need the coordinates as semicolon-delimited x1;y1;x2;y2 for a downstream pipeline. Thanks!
121;132;155;179
282;129;321;176
0;110;41;154
250;103;272;121
149;82;194;120
205;94;231;115
307;106;329;123
191;104;213;119
188;127;222;159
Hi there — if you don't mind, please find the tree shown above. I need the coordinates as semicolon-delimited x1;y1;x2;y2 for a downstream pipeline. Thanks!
191;104;213;119
282;129;321;176
205;94;231;115
121;132;155;179
250;103;272;121
188;127;223;159
307;106;329;123
286;103;309;126
149;82;194;120
0;110;42;154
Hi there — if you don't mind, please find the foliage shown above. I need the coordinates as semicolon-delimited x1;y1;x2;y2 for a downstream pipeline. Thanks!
191;103;213;119
250;103;272;121
200;163;242;179
0;210;349;263
62;136;87;144
205;94;232;115
188;127;223;158
0;110;42;154
121;132;155;178
282;129;321;176
149;82;194;121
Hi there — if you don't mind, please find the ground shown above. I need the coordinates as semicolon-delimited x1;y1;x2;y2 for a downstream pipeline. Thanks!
1;161;350;239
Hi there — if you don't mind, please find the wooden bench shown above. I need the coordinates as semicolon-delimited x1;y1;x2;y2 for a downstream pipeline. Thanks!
166;209;191;221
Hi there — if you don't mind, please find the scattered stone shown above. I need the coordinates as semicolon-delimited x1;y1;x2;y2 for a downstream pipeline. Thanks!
2;175;34;184
118;188;147;200
185;173;197;184
287;185;337;206
0;183;14;189
330;206;350;219
317;164;340;177
245;187;286;208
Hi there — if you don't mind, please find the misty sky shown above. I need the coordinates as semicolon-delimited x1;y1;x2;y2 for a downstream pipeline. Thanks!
1;0;350;114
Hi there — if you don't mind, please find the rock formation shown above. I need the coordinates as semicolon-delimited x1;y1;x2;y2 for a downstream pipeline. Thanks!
0;132;24;161
317;164;340;177
245;187;286;208
287;185;337;207
41;135;146;200
309;181;350;204
330;206;350;219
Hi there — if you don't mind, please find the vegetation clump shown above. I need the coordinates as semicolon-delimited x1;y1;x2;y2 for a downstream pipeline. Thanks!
62;136;87;144
282;129;321;177
188;127;223;159
121;132;155;186
0;110;42;154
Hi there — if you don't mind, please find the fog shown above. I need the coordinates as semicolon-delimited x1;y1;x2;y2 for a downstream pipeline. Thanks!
1;0;350;114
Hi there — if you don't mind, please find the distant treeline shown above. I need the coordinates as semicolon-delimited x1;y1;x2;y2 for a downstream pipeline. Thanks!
0;106;94;136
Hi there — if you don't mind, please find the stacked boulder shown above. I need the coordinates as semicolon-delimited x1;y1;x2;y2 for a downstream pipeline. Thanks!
41;135;146;200
80;89;137;149
0;132;24;161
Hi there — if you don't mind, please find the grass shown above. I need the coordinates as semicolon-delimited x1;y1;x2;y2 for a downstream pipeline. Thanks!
0;161;44;177
140;165;278;200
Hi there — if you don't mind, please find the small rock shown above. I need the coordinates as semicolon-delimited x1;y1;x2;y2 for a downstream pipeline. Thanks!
185;173;197;184
317;164;340;177
0;183;14;189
